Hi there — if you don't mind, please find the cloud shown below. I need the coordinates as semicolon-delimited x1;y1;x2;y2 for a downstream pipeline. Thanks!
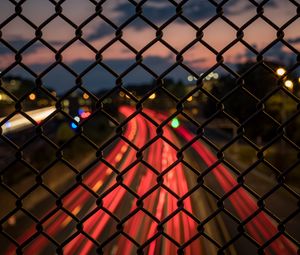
1;0;296;87
86;23;116;41
87;0;240;40
114;0;216;27
233;42;295;65
261;42;295;64
287;37;300;44
0;39;39;54
228;0;279;15
5;55;194;94
86;0;253;41
186;58;208;65
0;38;62;55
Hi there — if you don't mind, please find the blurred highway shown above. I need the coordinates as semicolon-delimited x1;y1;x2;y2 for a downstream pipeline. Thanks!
1;106;298;255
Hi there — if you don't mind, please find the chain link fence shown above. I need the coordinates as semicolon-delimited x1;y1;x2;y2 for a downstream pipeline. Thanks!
0;0;300;254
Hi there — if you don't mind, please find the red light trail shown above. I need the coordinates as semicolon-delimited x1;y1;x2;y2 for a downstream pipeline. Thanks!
4;106;297;255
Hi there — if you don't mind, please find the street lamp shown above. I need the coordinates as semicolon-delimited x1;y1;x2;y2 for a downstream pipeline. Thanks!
276;67;294;91
276;68;286;76
187;96;193;102
29;93;36;101
187;75;194;82
149;93;156;100
284;80;294;91
83;93;89;100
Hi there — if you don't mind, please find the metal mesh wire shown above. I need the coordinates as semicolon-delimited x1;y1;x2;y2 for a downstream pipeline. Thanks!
0;0;300;254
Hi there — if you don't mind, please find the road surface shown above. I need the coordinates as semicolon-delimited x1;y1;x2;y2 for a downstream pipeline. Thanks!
1;106;298;255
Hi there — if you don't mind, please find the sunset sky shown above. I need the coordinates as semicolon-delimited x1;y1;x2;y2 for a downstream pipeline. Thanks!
0;0;300;93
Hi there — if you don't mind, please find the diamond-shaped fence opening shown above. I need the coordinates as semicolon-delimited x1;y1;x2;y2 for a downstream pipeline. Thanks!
0;0;300;254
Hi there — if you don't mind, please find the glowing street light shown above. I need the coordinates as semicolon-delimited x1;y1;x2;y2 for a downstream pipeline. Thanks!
276;68;286;76
187;75;194;82
29;93;36;101
187;96;193;102
284;80;294;90
213;72;219;79
83;93;90;100
149;93;156;100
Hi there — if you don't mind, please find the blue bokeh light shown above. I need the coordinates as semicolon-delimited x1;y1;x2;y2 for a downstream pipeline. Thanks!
70;122;78;129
